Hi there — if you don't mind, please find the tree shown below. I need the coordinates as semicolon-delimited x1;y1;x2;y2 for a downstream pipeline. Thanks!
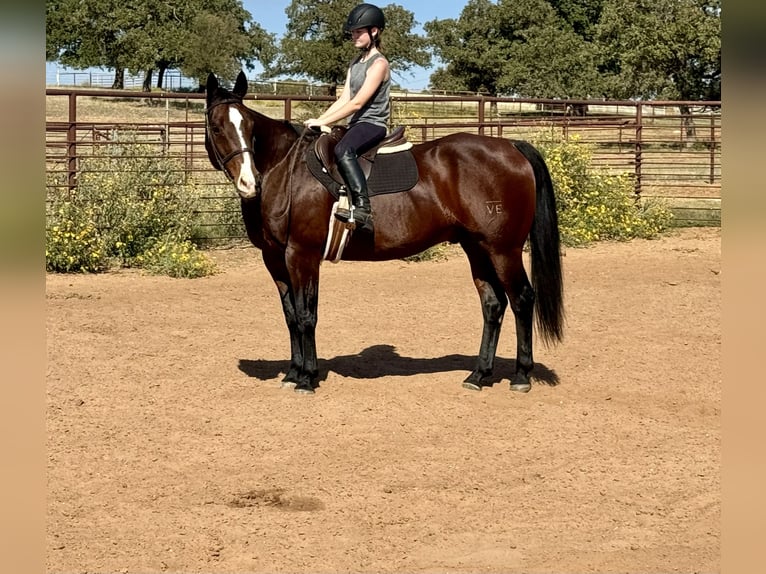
496;0;602;97
425;0;719;102
179;2;276;86
426;0;601;97
425;0;506;94
271;0;430;94
46;0;275;89
594;0;721;101
47;0;134;88
548;0;605;41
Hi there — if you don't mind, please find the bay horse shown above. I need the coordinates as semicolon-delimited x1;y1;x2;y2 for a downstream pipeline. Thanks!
204;71;564;394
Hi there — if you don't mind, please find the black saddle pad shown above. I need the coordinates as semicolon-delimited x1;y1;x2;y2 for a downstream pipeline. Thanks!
305;148;419;199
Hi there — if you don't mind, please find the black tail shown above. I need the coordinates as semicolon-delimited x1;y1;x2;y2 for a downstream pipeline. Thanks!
512;140;564;345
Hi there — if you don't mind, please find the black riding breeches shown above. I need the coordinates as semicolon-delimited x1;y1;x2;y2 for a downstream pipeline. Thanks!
334;121;387;160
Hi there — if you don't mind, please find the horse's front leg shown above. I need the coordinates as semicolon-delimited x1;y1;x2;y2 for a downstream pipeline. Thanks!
276;283;304;387
285;246;322;394
262;250;303;387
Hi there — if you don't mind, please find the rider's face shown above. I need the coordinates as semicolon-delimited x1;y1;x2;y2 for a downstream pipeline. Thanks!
350;27;375;47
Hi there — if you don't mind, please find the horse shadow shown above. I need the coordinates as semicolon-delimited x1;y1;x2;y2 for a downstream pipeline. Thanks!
238;344;559;389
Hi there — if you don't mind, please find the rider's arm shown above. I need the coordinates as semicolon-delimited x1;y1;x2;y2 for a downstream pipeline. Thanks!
305;58;389;128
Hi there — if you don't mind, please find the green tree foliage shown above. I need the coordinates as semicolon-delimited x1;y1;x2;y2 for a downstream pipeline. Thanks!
425;0;719;100
424;0;507;94
46;0;128;73
548;0;605;41
426;0;601;97
270;0;430;90
594;0;721;100
180;2;276;84
498;0;602;97
46;0;275;88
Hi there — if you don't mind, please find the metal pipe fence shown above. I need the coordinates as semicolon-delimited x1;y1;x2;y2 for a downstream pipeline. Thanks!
46;88;721;237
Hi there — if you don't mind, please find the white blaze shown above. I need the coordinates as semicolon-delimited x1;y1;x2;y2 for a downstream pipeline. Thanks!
228;107;257;198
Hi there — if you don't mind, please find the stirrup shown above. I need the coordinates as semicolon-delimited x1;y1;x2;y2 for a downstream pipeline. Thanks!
334;206;353;221
335;206;373;232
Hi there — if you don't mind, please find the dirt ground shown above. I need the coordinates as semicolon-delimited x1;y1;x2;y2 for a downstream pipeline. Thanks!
46;227;721;574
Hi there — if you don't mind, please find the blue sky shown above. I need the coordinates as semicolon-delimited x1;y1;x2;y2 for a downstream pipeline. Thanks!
242;1;468;89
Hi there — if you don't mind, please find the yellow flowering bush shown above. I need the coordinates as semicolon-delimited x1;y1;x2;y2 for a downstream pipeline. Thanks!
45;131;220;277
404;134;673;259
537;136;673;246
141;233;217;278
45;201;108;273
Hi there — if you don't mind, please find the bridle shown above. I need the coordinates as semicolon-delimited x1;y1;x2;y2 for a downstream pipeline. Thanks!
205;98;255;182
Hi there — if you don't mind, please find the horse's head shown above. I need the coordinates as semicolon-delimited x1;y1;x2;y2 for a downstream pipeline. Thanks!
205;71;260;199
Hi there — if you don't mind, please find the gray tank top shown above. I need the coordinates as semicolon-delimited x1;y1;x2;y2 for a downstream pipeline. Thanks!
348;52;390;129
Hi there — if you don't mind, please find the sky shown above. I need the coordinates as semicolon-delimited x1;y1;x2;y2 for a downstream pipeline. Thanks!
45;1;470;91
241;1;469;90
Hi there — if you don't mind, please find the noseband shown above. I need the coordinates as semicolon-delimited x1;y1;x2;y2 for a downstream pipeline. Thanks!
205;99;255;182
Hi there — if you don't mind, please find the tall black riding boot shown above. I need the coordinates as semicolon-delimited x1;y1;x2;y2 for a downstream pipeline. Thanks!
334;150;374;233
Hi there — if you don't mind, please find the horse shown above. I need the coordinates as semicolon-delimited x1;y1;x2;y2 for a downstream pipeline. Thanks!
204;71;564;394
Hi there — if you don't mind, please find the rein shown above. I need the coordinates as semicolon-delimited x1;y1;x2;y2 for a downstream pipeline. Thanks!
278;127;318;236
205;98;255;182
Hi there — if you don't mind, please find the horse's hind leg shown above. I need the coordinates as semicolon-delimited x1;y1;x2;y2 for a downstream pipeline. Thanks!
491;248;536;392
462;243;508;390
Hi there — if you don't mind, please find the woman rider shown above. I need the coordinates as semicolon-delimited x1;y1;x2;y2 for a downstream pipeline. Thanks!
304;3;391;233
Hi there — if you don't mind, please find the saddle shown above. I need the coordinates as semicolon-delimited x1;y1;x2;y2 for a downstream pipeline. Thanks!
306;126;418;199
307;126;419;263
313;125;411;183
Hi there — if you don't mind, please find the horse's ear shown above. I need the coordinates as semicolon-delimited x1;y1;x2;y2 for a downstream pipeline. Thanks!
233;71;248;99
206;73;218;103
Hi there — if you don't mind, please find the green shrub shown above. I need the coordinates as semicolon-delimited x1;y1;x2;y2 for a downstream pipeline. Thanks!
402;243;451;262
140;233;217;278
45;201;108;273
46;131;218;277
537;136;673;246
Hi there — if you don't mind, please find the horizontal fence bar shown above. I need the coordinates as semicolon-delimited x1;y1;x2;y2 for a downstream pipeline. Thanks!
46;88;721;237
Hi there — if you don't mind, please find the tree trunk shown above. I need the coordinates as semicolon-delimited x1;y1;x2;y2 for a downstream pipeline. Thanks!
157;64;167;90
142;69;154;92
679;104;696;146
111;67;125;89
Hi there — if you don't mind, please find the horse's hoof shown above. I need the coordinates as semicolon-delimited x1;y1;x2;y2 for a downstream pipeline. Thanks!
294;386;315;395
464;370;490;389
510;382;532;393
280;381;297;389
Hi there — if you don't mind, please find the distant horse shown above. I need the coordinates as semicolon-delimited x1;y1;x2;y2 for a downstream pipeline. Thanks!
205;71;564;394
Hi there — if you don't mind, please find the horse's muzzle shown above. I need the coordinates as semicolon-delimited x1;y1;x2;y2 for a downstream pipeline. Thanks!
236;172;262;199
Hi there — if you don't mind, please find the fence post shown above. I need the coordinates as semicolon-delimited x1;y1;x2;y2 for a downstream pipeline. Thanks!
634;104;642;198
67;92;78;192
478;96;485;136
709;113;716;184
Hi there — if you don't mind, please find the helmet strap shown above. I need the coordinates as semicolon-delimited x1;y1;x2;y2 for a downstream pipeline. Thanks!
361;27;375;52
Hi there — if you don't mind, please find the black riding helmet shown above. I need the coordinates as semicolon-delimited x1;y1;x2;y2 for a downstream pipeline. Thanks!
344;3;385;33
